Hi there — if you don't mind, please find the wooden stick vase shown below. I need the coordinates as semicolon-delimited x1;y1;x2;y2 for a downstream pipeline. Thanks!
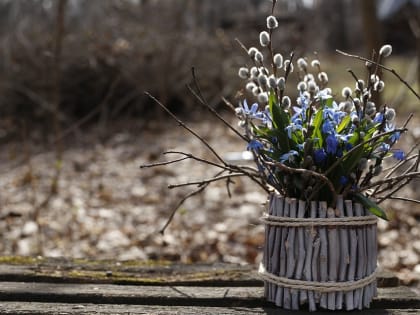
260;192;378;311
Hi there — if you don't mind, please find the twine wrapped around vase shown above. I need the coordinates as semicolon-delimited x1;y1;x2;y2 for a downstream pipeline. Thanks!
260;192;378;311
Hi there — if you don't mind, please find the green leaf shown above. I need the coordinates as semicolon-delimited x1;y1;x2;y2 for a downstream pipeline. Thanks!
321;95;333;108
354;193;388;220
337;115;351;134
311;109;323;147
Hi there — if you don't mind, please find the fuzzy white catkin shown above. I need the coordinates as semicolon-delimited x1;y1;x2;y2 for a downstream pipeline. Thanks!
355;79;365;90
342;87;352;98
379;44;392;57
252;86;261;96
385;108;396;121
259;31;270;47
268;75;277;89
258;74;268;86
318;72;328;83
374;80;385;92
254;51;264;63
248;47;258;58
297;81;307;92
258;92;269;103
250;66;259;79
273;53;283;68
277;77;285;90
282;96;291;108
266;15;278;29
238;67;249;79
297;58;308;71
246;82;256;92
304;73;314;82
311;59;320;68
307;80;318;93
284;60;294;72
370;74;379;83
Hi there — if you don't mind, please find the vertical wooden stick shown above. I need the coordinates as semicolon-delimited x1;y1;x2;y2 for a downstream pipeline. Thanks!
354;203;366;310
295;200;307;306
311;236;321;306
267;194;277;302
264;194;275;301
327;206;338;310
273;195;285;307
284;198;297;309
319;201;328;309
306;201;318;311
277;197;290;306
345;200;356;310
336;195;348;309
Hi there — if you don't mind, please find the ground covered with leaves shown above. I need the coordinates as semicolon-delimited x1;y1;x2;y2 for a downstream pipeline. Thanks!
1;116;419;288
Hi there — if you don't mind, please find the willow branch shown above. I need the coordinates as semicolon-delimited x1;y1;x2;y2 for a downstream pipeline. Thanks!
336;49;420;101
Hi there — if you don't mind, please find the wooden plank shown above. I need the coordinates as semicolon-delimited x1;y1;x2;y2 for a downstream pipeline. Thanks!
0;257;259;286
0;302;419;315
0;256;399;287
0;282;418;309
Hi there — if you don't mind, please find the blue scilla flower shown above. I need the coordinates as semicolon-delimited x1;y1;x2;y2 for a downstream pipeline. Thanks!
390;131;400;142
262;107;273;128
247;139;264;151
326;134;339;154
285;123;303;139
339;176;349;186
322;120;336;135
392;149;405;161
241;100;264;120
280;150;299;163
378;143;390;152
314;148;327;166
374;112;384;124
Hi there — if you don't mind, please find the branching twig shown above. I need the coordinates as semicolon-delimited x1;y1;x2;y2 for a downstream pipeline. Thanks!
187;68;249;142
144;92;227;166
336;49;420;101
168;173;245;189
265;160;337;207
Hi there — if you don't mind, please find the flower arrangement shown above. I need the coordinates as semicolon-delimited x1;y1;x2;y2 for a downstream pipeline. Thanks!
142;2;420;311
142;2;420;228
234;23;412;220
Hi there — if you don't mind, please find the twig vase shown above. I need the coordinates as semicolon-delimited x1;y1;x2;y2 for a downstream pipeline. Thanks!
260;192;378;311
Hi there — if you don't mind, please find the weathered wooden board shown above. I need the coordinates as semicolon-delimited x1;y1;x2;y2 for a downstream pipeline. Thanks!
0;302;419;315
0;256;258;286
0;257;418;314
0;282;418;309
0;256;399;286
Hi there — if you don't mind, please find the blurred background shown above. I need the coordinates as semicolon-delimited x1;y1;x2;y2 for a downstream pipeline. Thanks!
0;0;419;286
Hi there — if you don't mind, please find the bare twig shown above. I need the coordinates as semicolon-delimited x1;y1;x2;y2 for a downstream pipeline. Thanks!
187;68;249;142
144;92;227;166
363;171;420;191
168;173;245;189
159;181;211;234
265;160;337;207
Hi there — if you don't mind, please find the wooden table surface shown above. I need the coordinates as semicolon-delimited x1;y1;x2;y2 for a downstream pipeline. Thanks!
0;256;418;314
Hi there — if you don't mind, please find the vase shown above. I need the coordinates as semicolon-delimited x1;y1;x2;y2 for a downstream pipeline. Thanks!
259;192;378;311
